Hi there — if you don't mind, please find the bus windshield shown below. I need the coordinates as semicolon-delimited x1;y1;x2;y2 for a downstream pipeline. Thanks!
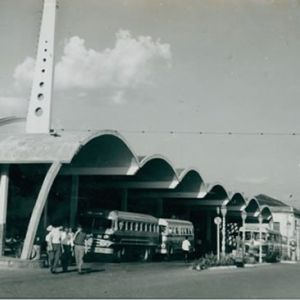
79;216;112;232
94;218;112;231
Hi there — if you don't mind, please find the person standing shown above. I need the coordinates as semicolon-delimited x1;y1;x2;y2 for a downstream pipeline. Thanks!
73;225;88;274
48;226;63;273
45;225;54;269
61;227;74;272
182;236;191;263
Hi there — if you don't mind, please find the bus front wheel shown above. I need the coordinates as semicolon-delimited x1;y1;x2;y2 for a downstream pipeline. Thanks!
141;248;151;262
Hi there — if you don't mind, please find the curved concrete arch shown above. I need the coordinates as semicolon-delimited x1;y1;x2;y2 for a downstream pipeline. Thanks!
0;116;26;126
227;192;247;210
205;182;230;201
176;167;207;197
245;198;261;217
62;131;140;175
260;205;273;221
136;155;179;188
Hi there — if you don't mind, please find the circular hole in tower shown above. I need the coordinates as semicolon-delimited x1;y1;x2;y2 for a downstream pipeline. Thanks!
37;93;44;100
35;107;43;116
41;69;45;73
43;58;46;62
39;82;44;87
44;49;47;52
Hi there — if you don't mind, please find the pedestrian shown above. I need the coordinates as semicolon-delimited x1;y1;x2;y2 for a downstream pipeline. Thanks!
182;236;191;263
45;225;54;269
73;225;88;274
48;225;63;273
61;226;74;272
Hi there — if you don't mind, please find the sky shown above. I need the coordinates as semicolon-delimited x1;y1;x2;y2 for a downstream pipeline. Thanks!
1;0;300;207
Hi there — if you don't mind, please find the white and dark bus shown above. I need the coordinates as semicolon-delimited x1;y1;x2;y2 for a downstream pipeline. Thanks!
80;210;195;261
80;210;160;261
157;218;194;257
239;223;288;262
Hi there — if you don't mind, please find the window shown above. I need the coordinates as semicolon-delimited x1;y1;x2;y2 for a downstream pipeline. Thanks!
94;218;112;231
118;221;124;231
134;223;139;231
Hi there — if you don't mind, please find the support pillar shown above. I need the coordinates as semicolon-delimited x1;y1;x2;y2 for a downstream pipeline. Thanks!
258;214;263;263
21;162;61;260
221;206;227;256
120;189;128;212
70;175;79;228
0;165;9;256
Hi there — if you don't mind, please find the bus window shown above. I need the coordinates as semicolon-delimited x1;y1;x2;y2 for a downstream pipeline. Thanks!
159;225;167;234
245;232;251;240
94;218;112;231
129;222;133;231
134;223;138;231
118;221;124;231
124;221;128;231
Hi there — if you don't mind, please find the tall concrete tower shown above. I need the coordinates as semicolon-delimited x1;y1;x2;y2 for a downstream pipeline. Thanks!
25;0;57;134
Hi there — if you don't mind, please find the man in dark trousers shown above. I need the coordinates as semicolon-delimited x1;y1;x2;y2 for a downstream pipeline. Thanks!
73;225;88;274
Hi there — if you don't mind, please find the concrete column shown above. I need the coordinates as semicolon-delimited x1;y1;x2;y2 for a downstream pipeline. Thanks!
70;175;79;228
21;162;61;260
221;206;227;256
43;199;48;229
0;165;9;256
120;189;128;212
258;215;263;263
157;198;163;217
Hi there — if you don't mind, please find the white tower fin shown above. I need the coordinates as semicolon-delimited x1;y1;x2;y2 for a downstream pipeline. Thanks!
26;0;57;134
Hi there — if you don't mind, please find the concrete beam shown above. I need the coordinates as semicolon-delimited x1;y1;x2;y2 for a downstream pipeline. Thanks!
60;166;138;176
21;162;61;260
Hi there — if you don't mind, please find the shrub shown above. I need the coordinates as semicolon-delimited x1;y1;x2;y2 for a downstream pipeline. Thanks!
192;253;235;271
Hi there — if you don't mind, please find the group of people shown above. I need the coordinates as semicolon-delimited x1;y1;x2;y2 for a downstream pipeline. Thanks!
45;224;88;274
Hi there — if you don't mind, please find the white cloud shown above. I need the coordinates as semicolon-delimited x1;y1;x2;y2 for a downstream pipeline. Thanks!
13;57;35;90
0;96;27;117
13;30;172;95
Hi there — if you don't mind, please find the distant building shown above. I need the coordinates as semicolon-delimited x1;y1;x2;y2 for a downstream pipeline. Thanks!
256;194;300;260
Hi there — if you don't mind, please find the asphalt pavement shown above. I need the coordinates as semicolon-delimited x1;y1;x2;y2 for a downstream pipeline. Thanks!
0;261;299;298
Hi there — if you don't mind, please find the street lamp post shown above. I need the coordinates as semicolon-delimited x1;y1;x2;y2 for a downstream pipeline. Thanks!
258;214;263;264
297;224;300;261
287;220;291;260
221;205;227;257
241;210;247;255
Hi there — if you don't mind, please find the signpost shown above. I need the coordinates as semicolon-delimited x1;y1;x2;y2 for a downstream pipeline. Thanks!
214;216;222;261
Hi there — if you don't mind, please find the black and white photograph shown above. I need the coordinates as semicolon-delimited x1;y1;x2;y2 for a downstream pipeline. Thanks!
0;0;300;298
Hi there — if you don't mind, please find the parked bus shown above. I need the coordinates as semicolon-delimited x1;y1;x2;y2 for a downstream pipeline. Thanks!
157;218;194;258
80;210;160;261
239;223;288;262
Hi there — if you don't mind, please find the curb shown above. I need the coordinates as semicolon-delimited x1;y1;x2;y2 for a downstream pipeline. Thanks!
0;257;44;269
280;260;297;264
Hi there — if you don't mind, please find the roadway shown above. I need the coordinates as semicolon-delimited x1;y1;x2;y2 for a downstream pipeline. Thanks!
0;261;299;298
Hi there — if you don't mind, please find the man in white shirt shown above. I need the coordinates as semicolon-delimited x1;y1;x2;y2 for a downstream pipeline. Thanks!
45;225;54;269
48;226;63;273
182;236;191;263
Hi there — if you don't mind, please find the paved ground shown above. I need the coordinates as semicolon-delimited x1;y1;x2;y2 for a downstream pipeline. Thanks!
0;261;299;298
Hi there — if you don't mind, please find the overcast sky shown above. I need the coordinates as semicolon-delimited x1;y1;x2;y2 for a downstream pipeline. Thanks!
1;0;300;207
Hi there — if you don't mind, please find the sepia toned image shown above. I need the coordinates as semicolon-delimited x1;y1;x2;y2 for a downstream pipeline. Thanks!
0;0;300;298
